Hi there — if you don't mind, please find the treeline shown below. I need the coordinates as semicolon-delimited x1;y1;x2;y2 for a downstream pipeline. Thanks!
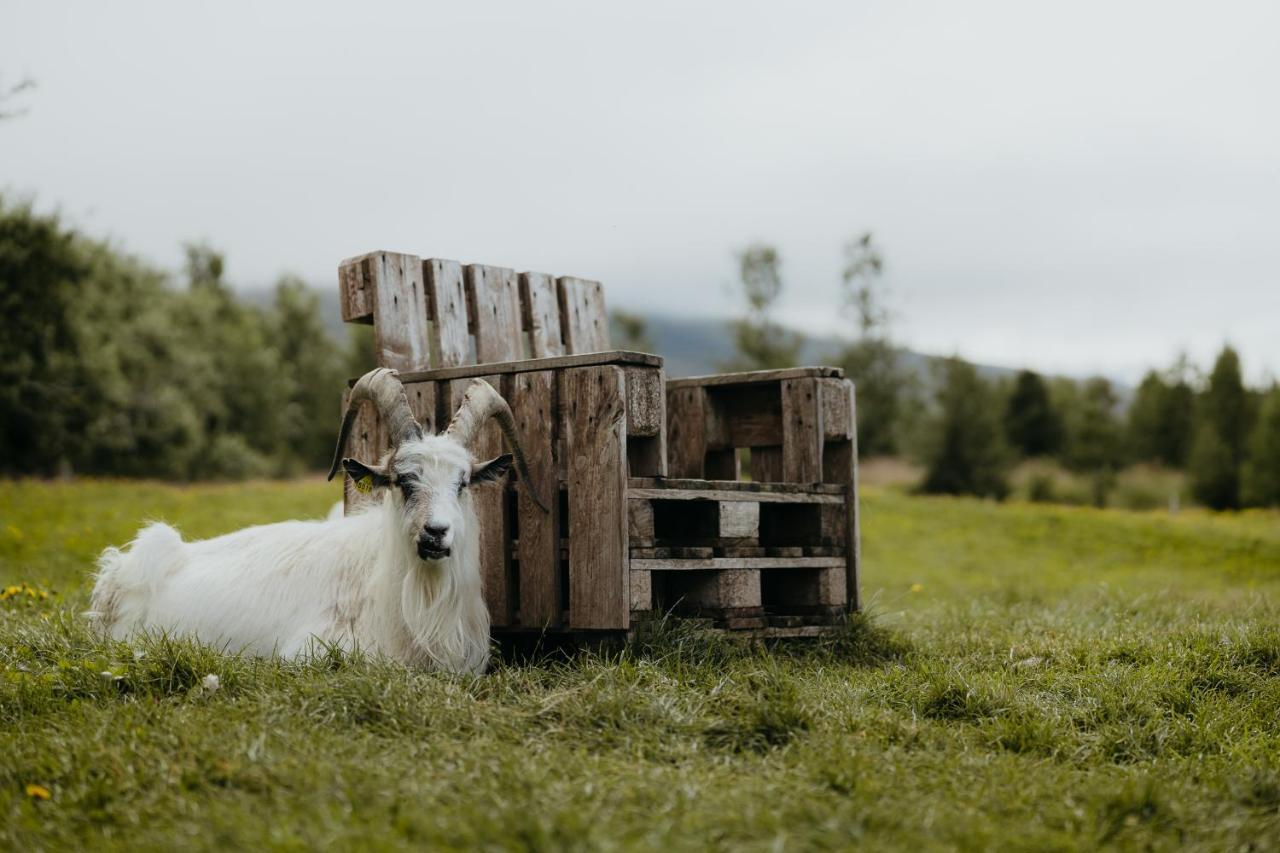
1;199;372;479
723;235;1280;510
919;351;1280;509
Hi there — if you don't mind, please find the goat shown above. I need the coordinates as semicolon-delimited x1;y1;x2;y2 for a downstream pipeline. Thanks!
89;369;545;675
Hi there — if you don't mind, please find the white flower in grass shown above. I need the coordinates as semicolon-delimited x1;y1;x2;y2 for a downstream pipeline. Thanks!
201;673;221;693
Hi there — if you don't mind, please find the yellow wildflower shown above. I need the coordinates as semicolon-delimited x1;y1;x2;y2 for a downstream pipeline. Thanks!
25;783;52;800
910;583;924;593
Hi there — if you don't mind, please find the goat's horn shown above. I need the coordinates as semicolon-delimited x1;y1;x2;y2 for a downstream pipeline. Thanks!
326;368;422;480
446;379;549;513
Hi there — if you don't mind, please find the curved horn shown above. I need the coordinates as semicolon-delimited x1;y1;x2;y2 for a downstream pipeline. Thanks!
326;368;421;480
446;379;549;512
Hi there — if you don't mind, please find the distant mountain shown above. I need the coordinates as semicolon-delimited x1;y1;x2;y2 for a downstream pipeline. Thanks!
243;285;1043;389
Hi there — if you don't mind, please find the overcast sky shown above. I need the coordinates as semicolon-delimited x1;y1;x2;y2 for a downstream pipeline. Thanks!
3;1;1277;382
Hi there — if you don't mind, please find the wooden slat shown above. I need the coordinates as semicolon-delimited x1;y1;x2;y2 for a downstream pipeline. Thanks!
631;557;845;571
391;350;660;385
832;379;861;611
682;570;761;609
364;251;430;371
665;386;707;478
819;377;853;440
338;254;374;323
520;272;565;358
557;276;609;354
667;366;843;389
341;387;389;513
627;495;655;546
512;370;559;629
630;569;653;612
781;378;823;482
624;367;664;438
452;376;513;625
406;380;439;436
750;447;784;483
628;478;845;495
424;258;470;368
466;265;524;363
718;502;760;538
564;365;629;629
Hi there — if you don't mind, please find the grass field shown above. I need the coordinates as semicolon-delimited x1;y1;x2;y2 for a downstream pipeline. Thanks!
2;479;1279;850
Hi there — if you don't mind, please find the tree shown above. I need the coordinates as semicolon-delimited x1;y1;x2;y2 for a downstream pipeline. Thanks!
721;243;803;371
1062;378;1123;506
1189;346;1250;509
1242;387;1280;507
609;310;654;353
0;76;35;121
919;357;1010;499
1003;370;1062;457
831;232;906;457
1125;361;1195;467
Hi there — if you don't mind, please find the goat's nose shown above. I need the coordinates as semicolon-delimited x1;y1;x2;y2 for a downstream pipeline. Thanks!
421;524;449;544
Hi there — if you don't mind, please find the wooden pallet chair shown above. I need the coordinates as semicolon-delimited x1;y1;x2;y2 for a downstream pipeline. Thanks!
337;250;859;637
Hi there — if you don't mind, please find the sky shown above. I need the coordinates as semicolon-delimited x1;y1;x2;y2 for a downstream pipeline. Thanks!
3;1;1277;383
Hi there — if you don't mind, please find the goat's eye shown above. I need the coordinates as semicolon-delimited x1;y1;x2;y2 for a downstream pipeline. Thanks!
398;481;414;502
457;480;467;495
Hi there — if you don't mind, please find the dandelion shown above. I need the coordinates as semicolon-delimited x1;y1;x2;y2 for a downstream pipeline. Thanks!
201;673;221;693
910;583;924;593
25;783;51;800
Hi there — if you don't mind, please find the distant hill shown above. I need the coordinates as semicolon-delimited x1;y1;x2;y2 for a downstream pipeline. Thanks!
244;285;1038;388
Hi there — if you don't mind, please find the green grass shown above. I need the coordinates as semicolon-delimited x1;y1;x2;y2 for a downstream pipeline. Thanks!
2;479;1279;850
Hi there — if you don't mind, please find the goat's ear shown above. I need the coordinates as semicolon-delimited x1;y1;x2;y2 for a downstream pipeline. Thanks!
342;459;390;494
470;454;513;484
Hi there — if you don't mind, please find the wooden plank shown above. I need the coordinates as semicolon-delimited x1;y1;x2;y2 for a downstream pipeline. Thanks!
781;378;823;482
406;380;439;436
631;557;845;571
682;570;761;609
665;386;707;478
466;265;524;363
624;367;664;438
451;375;512;625
820;377;853;440
367;251;430;371
338;254;374;324
424;258;471;368
627;499;655;546
512;370;559;629
630;569;652;612
750;447;784;483
707;385;782;449
564;365;629;629
836;379;861;611
390;350;661;385
557;276;609;354
520;272;565;358
341;386;389;513
718;501;760;538
667;366;843;389
628;478;845;496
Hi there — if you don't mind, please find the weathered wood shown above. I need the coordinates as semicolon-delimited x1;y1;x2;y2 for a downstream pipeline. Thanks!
666;366;843;389
391;350;660;385
407;380;439;436
704;450;740;480
512;370;559;629
748;447;784;483
837;379;861;610
627;498;655;546
466;265;524;363
665;386;707;478
451;375;512;625
361;251;431;371
520;272;565;359
630;569;652;612
681;569;761;609
340;386;389;512
819;377;853;440
718;501;760;538
630;557;845;571
557;276;609;354
781;378;823;483
338;254;375;324
628;478;845;498
564;366;629;629
424;258;470;368
624;367;664;438
707;385;782;449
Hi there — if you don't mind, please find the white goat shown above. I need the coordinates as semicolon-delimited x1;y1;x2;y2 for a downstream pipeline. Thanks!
89;369;545;675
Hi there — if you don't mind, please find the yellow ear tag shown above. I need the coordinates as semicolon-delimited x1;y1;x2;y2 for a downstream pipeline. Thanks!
355;475;374;494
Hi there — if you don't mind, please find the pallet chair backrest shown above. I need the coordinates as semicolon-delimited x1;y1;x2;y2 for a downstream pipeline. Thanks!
339;251;610;373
